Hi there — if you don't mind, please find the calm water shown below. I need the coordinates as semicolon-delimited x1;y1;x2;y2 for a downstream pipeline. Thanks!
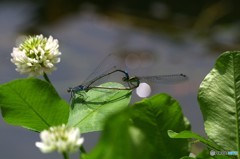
0;2;232;159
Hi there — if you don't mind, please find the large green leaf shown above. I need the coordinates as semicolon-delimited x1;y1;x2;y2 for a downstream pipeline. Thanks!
67;82;131;133
85;93;190;159
0;78;69;132
198;51;240;152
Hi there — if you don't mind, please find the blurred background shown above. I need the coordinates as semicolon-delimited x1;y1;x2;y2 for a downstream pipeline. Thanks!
0;0;240;158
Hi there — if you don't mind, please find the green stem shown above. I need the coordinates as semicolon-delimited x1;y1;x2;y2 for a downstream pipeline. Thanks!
80;145;87;154
43;72;52;84
62;152;70;159
79;145;87;159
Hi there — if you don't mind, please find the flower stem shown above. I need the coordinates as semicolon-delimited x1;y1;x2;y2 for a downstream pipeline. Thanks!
80;145;86;154
43;72;52;84
79;146;87;159
62;152;70;159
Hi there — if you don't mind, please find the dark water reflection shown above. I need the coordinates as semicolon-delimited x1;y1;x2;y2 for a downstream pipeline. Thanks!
0;1;238;158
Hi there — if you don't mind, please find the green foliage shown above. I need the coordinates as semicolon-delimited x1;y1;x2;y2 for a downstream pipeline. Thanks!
172;51;240;158
85;93;190;159
0;78;69;132
3;50;240;159
198;51;240;152
67;82;132;133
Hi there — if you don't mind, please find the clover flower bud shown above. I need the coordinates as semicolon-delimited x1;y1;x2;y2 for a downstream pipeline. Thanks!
35;124;84;153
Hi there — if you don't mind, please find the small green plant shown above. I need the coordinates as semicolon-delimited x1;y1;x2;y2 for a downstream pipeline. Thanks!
0;35;239;159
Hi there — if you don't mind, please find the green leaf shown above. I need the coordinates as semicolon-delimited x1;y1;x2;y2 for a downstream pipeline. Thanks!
168;130;221;150
86;93;190;159
0;78;69;132
198;51;240;153
67;82;131;133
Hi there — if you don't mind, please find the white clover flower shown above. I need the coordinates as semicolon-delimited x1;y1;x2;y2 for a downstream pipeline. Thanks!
11;34;61;76
35;124;84;153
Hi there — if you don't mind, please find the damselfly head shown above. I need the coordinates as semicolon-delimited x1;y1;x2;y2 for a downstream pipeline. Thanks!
67;85;86;93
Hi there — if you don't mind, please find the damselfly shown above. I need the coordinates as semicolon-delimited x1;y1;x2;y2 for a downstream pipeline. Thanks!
68;69;187;96
68;54;188;98
67;69;136;98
